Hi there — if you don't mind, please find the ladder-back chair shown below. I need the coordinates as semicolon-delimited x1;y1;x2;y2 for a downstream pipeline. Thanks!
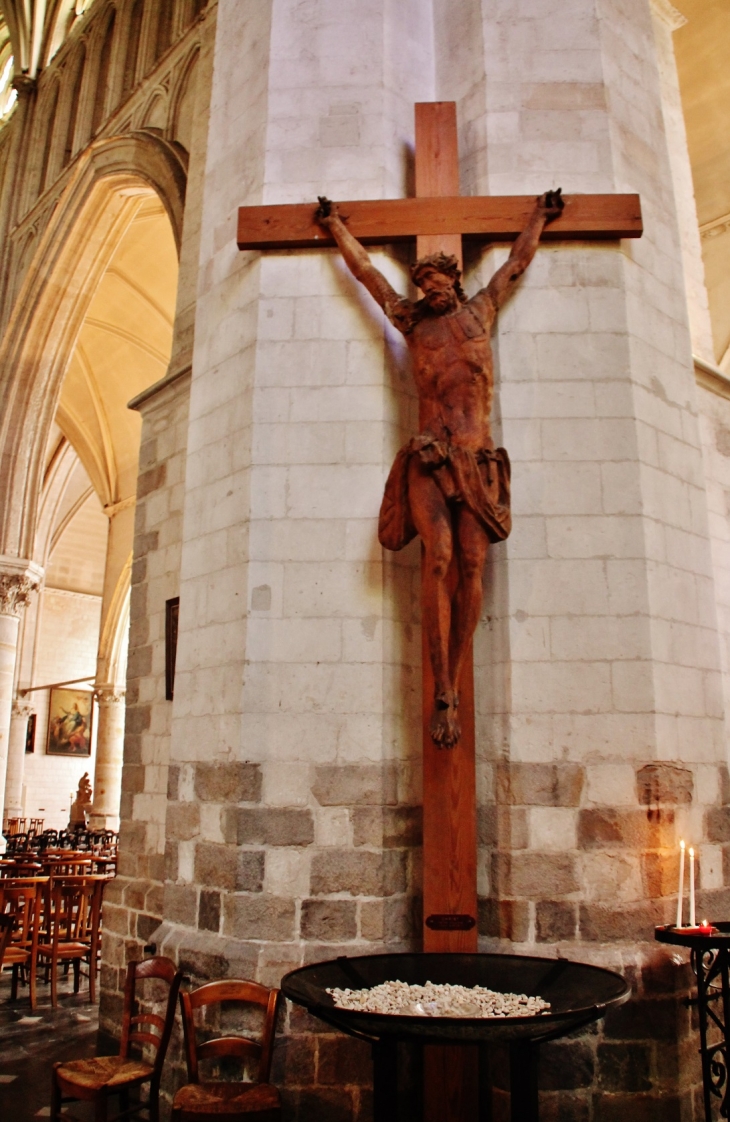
172;979;281;1122
0;876;47;1008
37;875;105;1005
51;955;183;1122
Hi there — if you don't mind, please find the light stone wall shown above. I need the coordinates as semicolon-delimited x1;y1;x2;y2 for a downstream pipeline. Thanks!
152;0;434;1110
21;587;101;828
442;0;726;1115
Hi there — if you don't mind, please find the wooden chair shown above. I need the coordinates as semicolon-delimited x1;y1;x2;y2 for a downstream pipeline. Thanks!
1;859;43;877
172;979;281;1122
51;955;183;1122
0;913;15;967
0;876;47;1008
44;855;95;877
37;875;105;1006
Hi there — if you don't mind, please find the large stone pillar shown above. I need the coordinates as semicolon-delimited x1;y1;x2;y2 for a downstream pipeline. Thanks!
4;699;32;820
89;687;126;831
430;0;727;1115
154;0;431;1112
0;564;40;832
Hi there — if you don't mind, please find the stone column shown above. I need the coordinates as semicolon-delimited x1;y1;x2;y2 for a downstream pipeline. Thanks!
89;496;135;830
89;687;126;831
0;76;36;327
0;567;40;832
4;699;32;820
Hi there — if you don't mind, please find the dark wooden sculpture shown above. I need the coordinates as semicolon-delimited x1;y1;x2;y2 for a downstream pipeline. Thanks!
316;191;563;748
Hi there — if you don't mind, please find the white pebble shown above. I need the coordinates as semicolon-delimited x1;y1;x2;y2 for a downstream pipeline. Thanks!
325;980;551;1018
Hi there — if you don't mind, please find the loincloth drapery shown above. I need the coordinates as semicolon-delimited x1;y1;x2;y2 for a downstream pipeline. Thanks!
378;433;512;552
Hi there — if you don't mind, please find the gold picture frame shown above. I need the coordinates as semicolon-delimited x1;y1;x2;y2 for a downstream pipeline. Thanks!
46;688;93;756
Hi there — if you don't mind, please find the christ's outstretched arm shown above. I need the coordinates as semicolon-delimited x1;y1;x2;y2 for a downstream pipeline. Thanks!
473;189;564;314
315;197;411;330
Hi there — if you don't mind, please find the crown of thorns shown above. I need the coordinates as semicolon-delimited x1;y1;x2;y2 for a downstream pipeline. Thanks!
410;252;462;287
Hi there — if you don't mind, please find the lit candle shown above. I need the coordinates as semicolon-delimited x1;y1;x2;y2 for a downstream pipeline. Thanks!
700;919;712;935
689;847;696;928
676;840;685;927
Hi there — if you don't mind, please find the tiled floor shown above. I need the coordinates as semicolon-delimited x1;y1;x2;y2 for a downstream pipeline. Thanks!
0;972;114;1122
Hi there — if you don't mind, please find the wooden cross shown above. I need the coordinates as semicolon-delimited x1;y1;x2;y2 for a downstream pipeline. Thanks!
237;103;642;1122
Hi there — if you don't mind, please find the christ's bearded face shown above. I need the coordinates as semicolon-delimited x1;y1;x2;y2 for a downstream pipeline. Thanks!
418;268;458;314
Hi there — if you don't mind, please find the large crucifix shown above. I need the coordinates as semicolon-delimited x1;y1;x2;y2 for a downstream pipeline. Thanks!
238;101;641;1120
238;100;642;962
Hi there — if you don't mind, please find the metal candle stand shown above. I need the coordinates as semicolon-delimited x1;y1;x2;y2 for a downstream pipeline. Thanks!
656;923;730;1121
282;952;630;1122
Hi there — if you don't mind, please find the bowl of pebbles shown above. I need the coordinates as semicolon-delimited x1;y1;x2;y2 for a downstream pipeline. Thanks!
326;980;551;1019
281;952;631;1043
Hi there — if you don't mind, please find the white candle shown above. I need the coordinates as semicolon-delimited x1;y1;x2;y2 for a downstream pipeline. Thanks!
676;839;685;927
689;847;696;927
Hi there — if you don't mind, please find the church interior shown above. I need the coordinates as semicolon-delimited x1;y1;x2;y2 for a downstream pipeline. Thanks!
1;0;730;1119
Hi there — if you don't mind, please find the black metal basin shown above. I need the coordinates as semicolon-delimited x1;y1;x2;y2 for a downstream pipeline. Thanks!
281;951;630;1045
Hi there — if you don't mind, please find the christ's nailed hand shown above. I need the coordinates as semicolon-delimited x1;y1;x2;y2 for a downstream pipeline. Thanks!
538;187;564;223
316;195;337;226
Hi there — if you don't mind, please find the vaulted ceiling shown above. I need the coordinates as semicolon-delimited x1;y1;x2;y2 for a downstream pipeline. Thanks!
0;0;92;78
55;193;177;508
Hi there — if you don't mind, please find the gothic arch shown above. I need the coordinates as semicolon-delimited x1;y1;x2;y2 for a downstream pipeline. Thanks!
0;130;186;563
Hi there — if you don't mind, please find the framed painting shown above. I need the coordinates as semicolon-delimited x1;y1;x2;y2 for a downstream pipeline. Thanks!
46;688;93;756
25;712;36;753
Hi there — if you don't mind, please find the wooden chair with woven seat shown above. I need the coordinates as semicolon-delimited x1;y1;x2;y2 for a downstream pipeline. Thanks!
51;955;183;1122
172;980;282;1122
37;875;105;1006
0;876;48;1008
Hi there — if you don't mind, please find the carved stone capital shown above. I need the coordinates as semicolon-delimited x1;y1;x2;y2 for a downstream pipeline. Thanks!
103;495;136;519
95;687;126;707
11;699;32;720
12;74;36;97
0;573;39;616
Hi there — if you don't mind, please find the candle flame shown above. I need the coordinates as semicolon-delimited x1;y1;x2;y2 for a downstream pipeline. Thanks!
702;919;708;926
690;847;695;857
680;839;685;849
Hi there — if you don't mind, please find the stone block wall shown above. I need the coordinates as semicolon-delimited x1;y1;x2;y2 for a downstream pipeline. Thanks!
100;371;190;1029
160;758;420;952
101;0;730;1117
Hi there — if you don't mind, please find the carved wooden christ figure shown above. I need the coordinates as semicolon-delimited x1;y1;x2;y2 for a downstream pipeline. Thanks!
316;190;564;747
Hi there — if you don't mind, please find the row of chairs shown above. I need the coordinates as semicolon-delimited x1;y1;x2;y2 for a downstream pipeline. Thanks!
51;956;281;1122
3;816;44;835
0;850;117;878
4;826;118;855
0;875;107;1007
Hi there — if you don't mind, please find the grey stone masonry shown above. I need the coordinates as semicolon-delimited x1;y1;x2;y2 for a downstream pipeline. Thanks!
100;370;191;1030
